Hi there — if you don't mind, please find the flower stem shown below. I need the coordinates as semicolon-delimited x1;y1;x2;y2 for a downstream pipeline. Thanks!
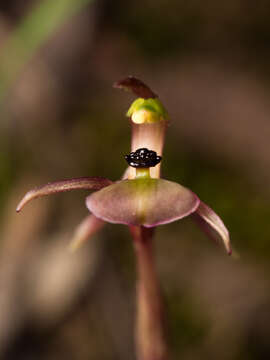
130;226;168;360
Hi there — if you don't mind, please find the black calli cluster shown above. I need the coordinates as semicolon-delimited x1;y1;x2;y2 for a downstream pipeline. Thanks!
125;148;162;168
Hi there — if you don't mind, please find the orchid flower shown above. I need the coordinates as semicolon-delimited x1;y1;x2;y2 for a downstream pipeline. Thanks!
16;77;231;360
16;77;231;255
16;149;231;254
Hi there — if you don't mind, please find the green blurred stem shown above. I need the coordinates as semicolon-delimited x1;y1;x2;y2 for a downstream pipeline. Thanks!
0;0;94;100
130;226;168;360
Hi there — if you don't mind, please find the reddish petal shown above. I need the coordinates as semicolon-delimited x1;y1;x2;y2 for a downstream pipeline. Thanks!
86;179;199;227
16;177;113;212
192;201;232;255
113;76;157;99
69;215;105;252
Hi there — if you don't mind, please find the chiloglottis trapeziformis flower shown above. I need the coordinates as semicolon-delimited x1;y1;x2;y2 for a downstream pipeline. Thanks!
16;77;231;254
16;147;231;254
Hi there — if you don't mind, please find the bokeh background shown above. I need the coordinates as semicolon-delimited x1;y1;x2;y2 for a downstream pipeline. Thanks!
1;0;270;359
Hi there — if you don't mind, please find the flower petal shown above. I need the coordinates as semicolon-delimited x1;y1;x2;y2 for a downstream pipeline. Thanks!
69;215;105;252
192;201;232;255
114;76;157;99
16;177;113;212
86;179;199;227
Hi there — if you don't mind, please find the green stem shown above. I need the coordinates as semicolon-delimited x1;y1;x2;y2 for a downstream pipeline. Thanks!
0;0;94;102
136;168;151;179
130;226;168;360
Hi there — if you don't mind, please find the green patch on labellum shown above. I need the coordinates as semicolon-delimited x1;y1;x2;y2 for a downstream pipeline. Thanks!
86;178;199;227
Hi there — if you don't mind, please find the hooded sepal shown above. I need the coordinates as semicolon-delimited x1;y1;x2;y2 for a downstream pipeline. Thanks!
114;76;157;99
86;178;199;227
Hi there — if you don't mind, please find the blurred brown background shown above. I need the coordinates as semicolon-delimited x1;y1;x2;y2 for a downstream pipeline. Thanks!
0;0;270;359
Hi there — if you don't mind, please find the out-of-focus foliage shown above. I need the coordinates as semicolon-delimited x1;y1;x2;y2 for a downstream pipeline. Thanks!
1;0;270;359
0;0;94;101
